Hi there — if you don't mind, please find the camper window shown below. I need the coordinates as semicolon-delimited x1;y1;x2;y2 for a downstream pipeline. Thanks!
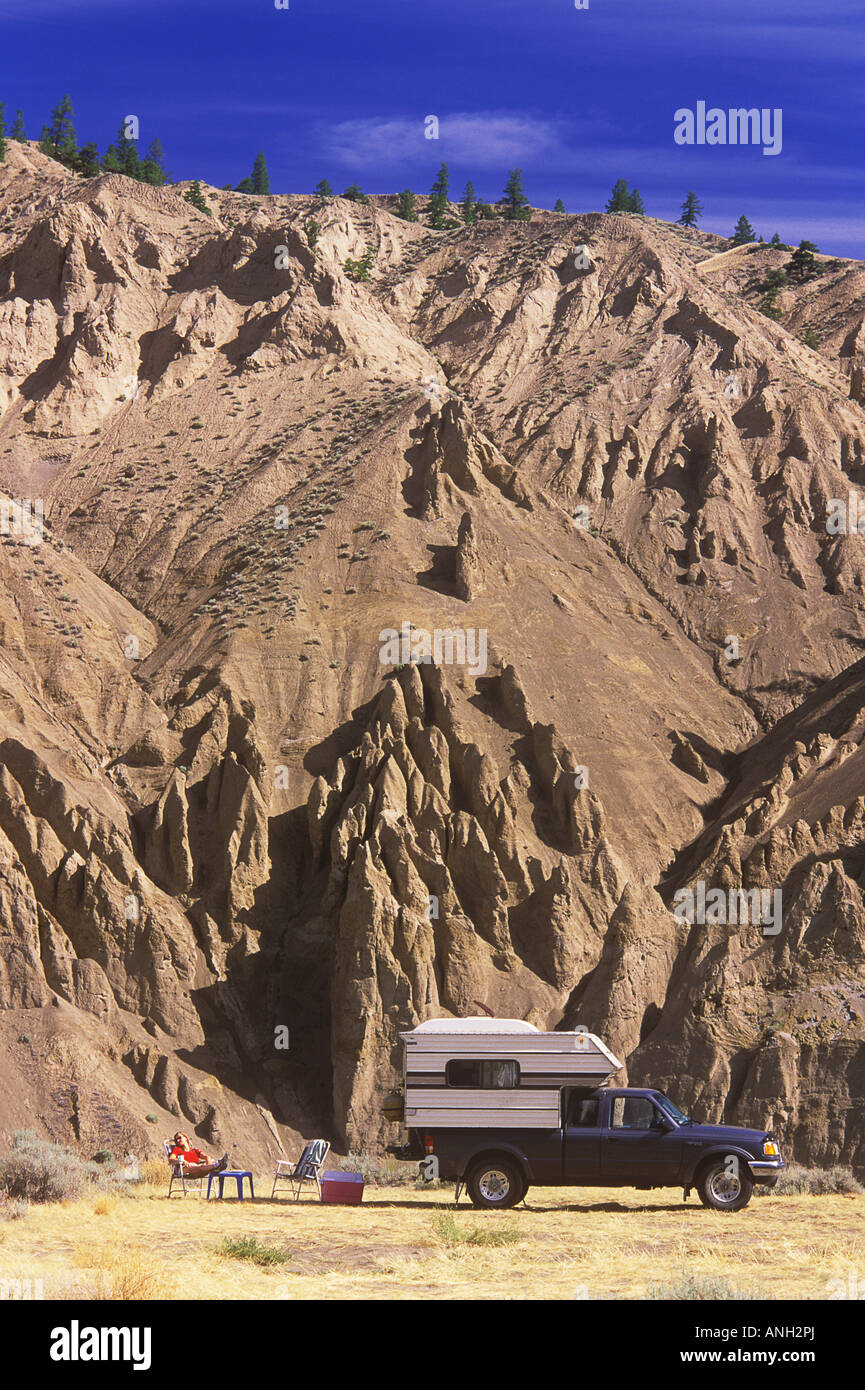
446;1060;520;1089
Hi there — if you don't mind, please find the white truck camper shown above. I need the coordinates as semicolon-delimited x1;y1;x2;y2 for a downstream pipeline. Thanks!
399;1017;623;1129
385;1017;785;1211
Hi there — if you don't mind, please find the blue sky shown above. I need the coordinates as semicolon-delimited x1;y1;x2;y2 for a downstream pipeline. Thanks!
1;0;863;254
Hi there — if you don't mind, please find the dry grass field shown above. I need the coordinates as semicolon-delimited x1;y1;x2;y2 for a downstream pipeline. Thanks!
0;1175;862;1301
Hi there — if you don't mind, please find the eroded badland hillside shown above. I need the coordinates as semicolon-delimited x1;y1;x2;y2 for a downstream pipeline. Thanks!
1;141;864;1169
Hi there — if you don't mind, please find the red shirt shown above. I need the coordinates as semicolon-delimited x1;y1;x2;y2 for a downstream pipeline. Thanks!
171;1145;205;1164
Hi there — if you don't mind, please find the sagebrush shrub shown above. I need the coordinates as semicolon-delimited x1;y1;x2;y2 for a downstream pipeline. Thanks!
757;1164;864;1197
0;1132;123;1204
0;1194;29;1220
341;1151;416;1186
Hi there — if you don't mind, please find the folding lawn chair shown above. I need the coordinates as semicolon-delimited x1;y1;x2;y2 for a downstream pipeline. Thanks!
271;1140;330;1201
164;1140;204;1198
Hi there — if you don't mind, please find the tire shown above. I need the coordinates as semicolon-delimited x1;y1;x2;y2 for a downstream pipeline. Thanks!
466;1158;526;1210
696;1157;754;1212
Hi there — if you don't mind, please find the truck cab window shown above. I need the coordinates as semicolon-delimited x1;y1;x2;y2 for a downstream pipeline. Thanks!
446;1060;520;1088
610;1096;662;1130
568;1095;599;1127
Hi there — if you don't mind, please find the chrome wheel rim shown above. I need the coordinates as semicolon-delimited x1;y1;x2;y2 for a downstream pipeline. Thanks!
478;1169;510;1202
708;1170;741;1205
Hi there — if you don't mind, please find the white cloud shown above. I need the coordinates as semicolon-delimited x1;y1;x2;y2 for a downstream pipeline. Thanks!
321;112;564;170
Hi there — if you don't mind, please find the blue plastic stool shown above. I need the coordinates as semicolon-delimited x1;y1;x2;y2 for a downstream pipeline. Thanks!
207;1169;255;1200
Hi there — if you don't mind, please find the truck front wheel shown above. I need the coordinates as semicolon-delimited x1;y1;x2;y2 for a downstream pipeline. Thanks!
466;1158;527;1210
696;1158;754;1212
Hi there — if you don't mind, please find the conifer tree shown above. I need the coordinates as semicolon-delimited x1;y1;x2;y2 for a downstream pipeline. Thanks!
313;179;333;201
343;182;369;203
115;119;139;179
140;138;169;186
759;286;783;321
101;144;123;173
252;151;269;194
730;214;756;245
460;181;477;224
554;198;566;213
396;188;417;221
343;244;375;281
428;163;450;228
769;231;782;247
40;95;77;166
628;187;646;214
605;179;631;212
502;168;531;220
75;142;101;178
763;267;788;292
11;109;25;141
235;176;255;193
58;123;78;167
678;190;703;227
184;180;211;214
788;239;820;282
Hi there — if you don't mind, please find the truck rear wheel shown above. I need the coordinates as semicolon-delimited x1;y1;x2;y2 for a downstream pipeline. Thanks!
466;1158;526;1210
696;1158;753;1212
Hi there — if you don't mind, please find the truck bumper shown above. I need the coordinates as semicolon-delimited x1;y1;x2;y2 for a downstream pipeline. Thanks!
748;1157;786;1185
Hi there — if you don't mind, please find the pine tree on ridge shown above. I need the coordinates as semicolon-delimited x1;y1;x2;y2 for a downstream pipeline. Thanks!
502;168;531;221
605;179;631;212
730;214;756;245
678;190;703;227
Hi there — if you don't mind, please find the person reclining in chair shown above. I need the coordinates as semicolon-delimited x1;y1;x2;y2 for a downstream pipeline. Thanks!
169;1132;230;1178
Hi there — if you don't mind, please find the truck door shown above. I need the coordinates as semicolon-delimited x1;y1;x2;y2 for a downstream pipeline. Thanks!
563;1089;603;1182
600;1094;684;1184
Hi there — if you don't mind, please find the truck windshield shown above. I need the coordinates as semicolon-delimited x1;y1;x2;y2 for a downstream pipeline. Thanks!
655;1094;691;1125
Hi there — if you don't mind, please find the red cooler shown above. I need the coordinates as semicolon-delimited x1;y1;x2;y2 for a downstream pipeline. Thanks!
320;1171;365;1205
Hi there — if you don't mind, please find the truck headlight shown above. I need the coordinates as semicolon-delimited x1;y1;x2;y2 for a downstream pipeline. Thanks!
763;1140;779;1157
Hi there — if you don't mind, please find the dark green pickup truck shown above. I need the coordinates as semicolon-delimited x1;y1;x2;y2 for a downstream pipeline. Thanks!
396;1085;786;1211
